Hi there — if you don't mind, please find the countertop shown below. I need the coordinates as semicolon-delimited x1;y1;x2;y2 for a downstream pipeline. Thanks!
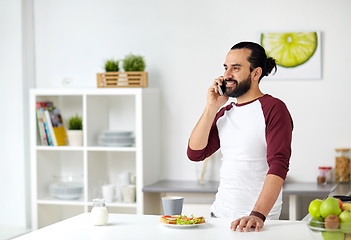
14;213;314;240
143;180;340;196
143;180;220;193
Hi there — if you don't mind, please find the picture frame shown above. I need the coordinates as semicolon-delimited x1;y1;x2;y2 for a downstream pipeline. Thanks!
260;31;322;80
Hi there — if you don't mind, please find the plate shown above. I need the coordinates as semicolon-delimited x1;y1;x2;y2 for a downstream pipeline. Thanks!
102;131;133;137
161;222;206;228
49;182;83;200
98;142;134;147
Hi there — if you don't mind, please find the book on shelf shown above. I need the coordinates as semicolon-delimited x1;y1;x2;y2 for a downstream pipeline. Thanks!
36;102;54;146
49;106;68;146
35;101;68;146
35;102;48;145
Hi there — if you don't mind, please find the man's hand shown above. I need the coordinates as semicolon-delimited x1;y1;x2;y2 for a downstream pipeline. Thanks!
230;215;264;232
207;76;228;109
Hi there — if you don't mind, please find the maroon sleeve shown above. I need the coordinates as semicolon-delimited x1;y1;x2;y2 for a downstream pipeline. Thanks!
187;119;220;161
261;96;293;180
187;106;231;161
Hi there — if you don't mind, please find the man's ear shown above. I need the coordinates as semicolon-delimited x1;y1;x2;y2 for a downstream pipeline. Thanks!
252;67;262;82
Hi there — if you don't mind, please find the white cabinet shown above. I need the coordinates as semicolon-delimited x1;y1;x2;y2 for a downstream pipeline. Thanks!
29;88;160;229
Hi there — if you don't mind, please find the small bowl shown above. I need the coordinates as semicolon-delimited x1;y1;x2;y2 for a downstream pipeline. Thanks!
307;218;351;240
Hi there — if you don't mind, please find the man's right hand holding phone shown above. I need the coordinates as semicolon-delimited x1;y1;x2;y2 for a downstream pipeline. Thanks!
207;76;229;110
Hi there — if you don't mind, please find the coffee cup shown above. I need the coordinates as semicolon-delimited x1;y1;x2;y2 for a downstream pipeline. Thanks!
162;196;184;215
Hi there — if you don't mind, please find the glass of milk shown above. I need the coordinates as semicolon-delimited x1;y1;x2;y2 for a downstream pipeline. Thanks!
91;198;109;226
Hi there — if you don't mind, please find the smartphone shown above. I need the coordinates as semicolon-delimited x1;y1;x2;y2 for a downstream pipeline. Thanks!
217;82;226;96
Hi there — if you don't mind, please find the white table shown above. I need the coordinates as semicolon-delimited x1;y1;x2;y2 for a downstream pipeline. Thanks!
14;213;314;240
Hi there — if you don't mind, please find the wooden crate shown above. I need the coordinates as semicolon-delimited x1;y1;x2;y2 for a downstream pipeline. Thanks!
97;72;148;88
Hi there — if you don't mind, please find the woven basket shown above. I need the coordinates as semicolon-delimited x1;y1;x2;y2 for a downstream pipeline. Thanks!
97;72;148;88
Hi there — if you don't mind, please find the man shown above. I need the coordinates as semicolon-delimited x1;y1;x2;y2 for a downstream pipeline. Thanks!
187;42;293;232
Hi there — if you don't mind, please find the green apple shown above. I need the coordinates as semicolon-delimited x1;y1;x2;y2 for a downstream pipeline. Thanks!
309;199;323;218
320;198;342;218
340;210;351;233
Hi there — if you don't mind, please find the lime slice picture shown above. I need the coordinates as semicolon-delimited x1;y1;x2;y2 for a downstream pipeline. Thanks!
261;32;318;68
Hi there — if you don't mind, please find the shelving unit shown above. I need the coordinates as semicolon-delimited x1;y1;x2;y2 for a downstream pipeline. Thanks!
29;88;160;229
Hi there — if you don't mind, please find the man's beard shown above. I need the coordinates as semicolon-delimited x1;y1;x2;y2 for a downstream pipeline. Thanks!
225;74;252;98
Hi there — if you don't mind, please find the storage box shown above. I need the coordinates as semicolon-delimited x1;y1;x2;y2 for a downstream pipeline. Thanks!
97;72;148;88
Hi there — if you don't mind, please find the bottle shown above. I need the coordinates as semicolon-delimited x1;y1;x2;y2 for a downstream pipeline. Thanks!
91;198;109;226
317;166;332;184
335;148;351;183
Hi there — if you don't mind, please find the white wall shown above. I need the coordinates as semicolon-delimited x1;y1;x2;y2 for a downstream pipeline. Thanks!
33;0;351;183
0;0;27;227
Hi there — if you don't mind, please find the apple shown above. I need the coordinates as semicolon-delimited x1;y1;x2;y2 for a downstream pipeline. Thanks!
340;211;351;223
339;210;351;233
309;199;323;218
320;198;342;218
338;198;343;210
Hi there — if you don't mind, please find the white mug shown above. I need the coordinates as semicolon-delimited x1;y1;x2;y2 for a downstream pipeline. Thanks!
122;185;136;203
162;196;184;215
118;171;131;186
102;184;115;203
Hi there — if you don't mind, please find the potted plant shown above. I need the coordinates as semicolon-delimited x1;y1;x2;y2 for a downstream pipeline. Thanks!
66;114;83;146
104;59;120;72
122;54;146;72
122;54;146;86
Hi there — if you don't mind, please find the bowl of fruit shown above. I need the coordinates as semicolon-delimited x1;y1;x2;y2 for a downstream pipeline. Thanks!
307;197;351;240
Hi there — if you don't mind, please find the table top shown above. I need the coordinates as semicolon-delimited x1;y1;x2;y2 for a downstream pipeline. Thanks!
14;213;314;240
143;180;339;196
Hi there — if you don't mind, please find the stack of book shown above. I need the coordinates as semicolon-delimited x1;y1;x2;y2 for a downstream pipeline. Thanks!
36;101;68;146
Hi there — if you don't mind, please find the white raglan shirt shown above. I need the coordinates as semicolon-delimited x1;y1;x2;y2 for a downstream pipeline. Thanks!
187;94;293;220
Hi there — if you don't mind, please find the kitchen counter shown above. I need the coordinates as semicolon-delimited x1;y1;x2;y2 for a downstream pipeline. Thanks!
329;182;351;197
143;180;341;220
143;180;219;193
143;180;338;195
14;213;314;240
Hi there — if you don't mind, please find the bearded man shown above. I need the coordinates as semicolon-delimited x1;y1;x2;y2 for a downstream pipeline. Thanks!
187;42;293;232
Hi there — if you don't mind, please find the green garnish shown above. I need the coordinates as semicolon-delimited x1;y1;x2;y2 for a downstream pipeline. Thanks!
175;215;205;225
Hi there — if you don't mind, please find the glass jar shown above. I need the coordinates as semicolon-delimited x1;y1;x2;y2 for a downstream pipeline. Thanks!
317;166;332;184
91;198;109;226
335;148;351;183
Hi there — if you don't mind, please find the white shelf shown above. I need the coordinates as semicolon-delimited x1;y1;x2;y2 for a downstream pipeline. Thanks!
37;199;85;206
36;146;84;151
87;146;137;152
30;88;160;229
36;146;137;152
